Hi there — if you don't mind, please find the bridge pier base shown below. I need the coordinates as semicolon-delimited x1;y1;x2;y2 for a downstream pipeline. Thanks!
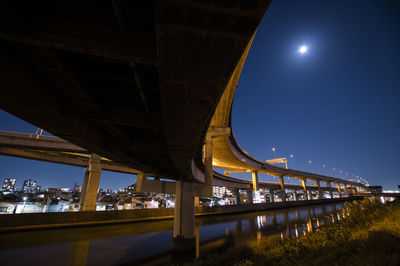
172;181;195;254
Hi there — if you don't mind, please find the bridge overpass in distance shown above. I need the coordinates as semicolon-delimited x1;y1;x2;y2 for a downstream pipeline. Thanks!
0;0;367;252
0;130;355;206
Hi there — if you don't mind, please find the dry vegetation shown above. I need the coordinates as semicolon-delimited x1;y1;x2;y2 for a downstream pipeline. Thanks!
194;199;400;266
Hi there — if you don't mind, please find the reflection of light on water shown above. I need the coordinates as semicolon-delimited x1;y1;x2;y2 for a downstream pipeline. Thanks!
307;220;312;233
380;196;386;204
257;216;264;229
294;224;299;238
257;231;261;243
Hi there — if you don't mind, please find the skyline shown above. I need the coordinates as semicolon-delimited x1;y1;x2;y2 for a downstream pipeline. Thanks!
1;0;400;190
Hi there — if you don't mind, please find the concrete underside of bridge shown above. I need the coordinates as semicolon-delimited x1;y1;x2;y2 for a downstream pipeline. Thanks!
0;0;271;252
0;0;270;181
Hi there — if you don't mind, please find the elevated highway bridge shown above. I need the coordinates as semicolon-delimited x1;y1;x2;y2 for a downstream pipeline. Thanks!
0;0;366;252
0;130;363;198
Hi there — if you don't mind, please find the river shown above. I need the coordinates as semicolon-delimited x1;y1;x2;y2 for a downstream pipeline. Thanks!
0;202;347;265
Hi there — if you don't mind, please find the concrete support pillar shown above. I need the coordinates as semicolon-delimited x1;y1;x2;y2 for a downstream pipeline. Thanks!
308;190;313;200
234;188;240;204
80;154;102;211
252;171;259;191
269;189;275;203
246;189;253;204
336;183;342;198
172;181;195;252
79;168;90;211
301;179;308;200
135;173;148;192
251;171;259;203
195;225;200;258
293;190;298;201
279;175;286;202
316;180;323;199
327;182;334;198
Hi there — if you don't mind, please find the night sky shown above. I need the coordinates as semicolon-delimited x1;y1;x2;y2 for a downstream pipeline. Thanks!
1;0;400;190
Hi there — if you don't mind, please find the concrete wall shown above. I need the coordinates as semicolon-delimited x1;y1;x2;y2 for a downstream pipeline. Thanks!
0;197;358;232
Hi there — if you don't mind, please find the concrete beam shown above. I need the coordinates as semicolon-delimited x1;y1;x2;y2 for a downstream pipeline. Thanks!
0;130;86;153
0;147;141;175
0;24;157;65
246;189;253;204
223;169;250;175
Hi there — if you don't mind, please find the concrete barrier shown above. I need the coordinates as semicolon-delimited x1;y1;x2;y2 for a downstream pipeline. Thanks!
0;197;359;232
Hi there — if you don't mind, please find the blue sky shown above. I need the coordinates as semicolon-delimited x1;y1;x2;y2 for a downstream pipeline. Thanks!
1;0;400;190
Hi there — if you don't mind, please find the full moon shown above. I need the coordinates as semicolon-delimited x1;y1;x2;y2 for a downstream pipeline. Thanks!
299;45;308;54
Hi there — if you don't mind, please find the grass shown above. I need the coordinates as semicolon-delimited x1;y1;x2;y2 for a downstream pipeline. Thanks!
193;198;400;266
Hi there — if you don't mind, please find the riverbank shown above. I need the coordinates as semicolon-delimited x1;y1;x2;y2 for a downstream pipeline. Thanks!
195;198;400;266
0;197;354;232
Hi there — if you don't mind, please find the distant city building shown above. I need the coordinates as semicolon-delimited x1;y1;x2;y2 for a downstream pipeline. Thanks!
46;188;72;200
126;184;136;193
2;178;16;192
213;186;233;198
73;183;81;193
22;179;40;193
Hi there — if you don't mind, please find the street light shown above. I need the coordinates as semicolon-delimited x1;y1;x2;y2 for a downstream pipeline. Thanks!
307;160;313;172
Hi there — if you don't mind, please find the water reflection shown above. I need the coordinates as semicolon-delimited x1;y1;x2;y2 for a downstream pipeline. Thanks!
0;202;348;265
